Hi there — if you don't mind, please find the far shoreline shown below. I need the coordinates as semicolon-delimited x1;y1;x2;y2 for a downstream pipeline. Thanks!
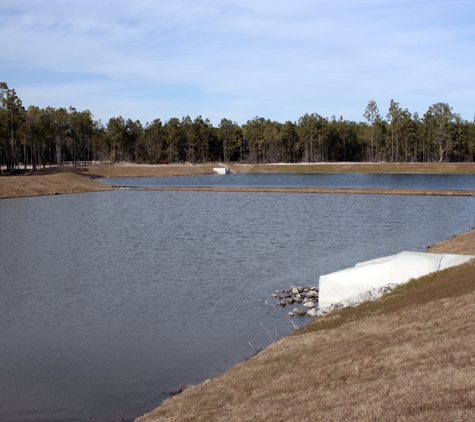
2;162;475;199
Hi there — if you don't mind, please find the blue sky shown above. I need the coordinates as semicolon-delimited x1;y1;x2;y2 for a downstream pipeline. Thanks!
1;0;474;125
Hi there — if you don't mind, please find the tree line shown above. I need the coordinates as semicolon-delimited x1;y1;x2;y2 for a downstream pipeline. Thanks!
1;81;474;171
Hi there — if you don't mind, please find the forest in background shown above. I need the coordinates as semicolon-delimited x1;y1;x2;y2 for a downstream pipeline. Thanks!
1;82;475;171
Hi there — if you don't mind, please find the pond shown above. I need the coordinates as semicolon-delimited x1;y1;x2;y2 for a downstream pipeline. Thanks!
98;172;475;190
1;179;474;421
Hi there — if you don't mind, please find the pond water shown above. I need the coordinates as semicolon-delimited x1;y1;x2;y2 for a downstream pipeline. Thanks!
1;178;474;421
98;172;475;190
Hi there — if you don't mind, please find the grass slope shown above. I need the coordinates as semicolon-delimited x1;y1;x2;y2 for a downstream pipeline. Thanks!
0;169;112;199
136;230;475;422
249;162;475;174
73;163;237;178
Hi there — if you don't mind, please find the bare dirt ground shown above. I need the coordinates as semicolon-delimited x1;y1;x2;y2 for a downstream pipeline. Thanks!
135;229;475;422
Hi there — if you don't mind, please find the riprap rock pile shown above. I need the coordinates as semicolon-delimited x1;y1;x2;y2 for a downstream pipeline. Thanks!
265;285;319;317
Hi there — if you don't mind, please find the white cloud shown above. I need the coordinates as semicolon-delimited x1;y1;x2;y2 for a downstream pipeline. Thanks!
1;0;474;124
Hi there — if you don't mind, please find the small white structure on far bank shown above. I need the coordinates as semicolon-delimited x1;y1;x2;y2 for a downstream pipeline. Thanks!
213;167;230;174
317;251;474;312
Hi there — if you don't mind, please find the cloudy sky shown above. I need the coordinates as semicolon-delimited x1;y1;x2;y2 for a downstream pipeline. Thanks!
1;0;474;125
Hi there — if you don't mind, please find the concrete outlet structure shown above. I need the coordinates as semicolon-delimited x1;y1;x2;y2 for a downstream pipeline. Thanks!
213;167;229;174
318;251;474;309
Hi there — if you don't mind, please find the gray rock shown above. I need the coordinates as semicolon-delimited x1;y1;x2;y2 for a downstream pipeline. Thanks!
307;308;317;317
316;307;330;317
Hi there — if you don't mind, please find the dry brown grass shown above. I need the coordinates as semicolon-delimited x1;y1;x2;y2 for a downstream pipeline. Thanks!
74;162;475;176
428;228;475;255
250;162;475;174
146;186;475;197
0;169;111;199
136;231;475;422
72;163;228;178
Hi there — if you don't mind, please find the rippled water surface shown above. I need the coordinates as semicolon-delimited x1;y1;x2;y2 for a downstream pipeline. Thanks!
99;172;475;190
1;183;474;421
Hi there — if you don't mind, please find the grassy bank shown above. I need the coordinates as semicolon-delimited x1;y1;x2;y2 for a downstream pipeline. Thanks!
71;163;254;178
248;162;475;174
146;186;475;196
135;229;475;422
73;162;475;176
0;169;112;199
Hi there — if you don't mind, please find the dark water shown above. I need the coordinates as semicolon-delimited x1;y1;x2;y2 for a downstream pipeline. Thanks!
1;184;474;421
99;172;475;190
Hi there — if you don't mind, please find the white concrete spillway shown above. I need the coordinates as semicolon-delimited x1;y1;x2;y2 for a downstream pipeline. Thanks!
213;167;229;174
318;251;474;310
